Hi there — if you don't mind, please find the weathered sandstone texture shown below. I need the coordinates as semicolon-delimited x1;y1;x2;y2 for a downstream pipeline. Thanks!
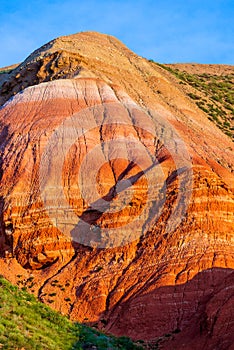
0;32;233;349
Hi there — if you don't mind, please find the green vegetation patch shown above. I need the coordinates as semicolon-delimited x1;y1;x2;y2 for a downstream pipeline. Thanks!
151;61;234;140
0;276;143;350
0;68;13;75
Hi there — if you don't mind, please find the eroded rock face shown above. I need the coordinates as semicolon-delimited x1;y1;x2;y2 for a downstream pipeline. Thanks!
0;32;233;349
0;78;176;263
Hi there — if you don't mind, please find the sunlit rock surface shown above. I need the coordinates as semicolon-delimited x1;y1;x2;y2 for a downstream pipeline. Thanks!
0;32;233;349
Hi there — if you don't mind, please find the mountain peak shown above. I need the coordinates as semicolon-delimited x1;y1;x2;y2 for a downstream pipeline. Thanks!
25;31;131;63
0;31;141;106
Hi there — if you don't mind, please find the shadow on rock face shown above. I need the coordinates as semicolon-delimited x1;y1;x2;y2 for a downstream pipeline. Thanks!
101;267;234;350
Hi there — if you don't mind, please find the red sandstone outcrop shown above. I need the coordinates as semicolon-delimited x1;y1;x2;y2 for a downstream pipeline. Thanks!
0;32;233;349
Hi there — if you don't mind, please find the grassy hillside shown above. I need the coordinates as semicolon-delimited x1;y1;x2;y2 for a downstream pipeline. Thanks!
0;276;143;350
0;64;19;74
156;63;234;140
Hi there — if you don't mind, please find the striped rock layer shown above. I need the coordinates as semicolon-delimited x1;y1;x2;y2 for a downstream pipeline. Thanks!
0;32;233;349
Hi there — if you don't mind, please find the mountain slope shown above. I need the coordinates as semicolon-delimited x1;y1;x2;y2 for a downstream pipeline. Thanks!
0;32;233;349
0;276;142;349
157;63;234;140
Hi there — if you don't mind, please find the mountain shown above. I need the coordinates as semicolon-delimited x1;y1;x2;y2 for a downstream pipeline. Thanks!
0;32;233;349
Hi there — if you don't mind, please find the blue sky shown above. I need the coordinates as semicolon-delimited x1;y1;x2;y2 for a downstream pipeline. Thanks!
0;0;234;67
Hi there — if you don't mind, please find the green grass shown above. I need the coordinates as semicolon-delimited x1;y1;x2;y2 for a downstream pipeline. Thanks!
150;61;234;140
0;68;13;74
0;276;143;350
